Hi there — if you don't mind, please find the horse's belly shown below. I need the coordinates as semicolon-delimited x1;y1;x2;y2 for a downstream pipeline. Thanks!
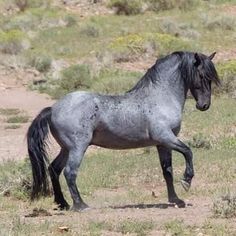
91;128;155;149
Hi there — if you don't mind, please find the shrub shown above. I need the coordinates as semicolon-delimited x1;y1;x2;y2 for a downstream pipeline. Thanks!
14;0;51;11
109;0;143;15
213;192;236;218
188;133;212;149
2;12;40;31
0;159;32;200
147;0;197;12
64;15;77;27
80;24;100;37
147;0;176;11
39;64;93;98
0;29;26;54
160;19;200;39
31;67;142;98
110;33;190;61
216;60;236;97
204;15;236;31
28;55;52;73
14;0;28;12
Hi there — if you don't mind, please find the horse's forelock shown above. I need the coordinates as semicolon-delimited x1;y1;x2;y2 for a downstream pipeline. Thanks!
202;57;221;86
179;52;220;87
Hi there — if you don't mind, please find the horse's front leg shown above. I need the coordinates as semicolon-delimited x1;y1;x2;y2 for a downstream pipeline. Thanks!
157;146;185;208
153;130;194;192
171;140;194;191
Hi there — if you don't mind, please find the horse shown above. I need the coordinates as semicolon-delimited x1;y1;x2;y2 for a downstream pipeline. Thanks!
27;51;220;211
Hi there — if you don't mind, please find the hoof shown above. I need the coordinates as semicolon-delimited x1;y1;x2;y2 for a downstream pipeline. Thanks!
169;198;186;208
181;179;191;192
58;203;70;211
71;202;90;212
54;201;70;211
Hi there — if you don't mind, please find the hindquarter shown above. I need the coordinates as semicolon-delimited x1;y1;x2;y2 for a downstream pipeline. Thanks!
51;92;100;148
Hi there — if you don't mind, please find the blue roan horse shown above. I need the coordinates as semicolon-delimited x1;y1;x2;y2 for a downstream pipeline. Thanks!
27;51;220;211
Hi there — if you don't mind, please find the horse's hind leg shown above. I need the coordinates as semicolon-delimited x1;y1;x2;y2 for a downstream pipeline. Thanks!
157;146;185;208
48;148;70;210
64;142;89;211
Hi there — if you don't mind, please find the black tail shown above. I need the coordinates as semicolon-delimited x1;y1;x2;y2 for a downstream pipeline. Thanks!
27;107;52;199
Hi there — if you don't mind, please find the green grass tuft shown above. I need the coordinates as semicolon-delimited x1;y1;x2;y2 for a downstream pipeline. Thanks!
0;108;21;116
116;219;155;236
6;115;29;123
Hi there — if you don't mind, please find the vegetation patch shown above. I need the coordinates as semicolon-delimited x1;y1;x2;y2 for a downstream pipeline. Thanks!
28;54;52;73
3;7;69;32
32;67;142;98
216;60;236;96
108;0;143;15
0;29;26;54
110;32;191;61
6;115;29;123
203;15;236;31
116;219;155;236
163;219;234;235
164;219;192;235
14;0;51;11
109;0;198;14
0;108;21;116
4;124;21;129
159;19;200;39
86;221;113;235
147;0;198;12
221;137;236;149
86;219;154;236
187;133;212;149
0;159;32;200
213;192;236;218
92;69;142;94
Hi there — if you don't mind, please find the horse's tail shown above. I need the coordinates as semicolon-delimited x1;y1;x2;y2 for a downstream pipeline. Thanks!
27;107;52;199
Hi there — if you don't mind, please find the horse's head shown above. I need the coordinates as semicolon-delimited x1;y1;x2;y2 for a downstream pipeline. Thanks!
190;52;220;111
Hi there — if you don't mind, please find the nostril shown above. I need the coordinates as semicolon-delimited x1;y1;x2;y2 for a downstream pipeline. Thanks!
203;104;208;110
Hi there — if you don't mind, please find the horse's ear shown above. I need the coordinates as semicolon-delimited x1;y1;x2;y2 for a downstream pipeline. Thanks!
209;52;216;60
194;53;201;67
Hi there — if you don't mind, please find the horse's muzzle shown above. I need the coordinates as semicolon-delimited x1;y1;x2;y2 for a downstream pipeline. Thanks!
196;103;210;111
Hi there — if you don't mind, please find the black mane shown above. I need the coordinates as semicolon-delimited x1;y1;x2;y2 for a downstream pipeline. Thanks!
127;51;220;93
127;54;173;93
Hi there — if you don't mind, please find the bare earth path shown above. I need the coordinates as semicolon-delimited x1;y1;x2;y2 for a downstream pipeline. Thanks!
0;85;54;161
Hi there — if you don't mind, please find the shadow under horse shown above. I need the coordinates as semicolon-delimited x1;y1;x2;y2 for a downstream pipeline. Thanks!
27;51;220;211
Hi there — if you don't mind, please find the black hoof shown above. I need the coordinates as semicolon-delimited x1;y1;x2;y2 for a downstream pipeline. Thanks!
58;202;70;211
71;202;90;212
181;179;191;192
54;200;70;211
169;198;186;208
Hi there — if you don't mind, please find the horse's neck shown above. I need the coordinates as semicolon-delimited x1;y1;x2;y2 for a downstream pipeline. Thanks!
128;58;188;110
152;65;187;110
